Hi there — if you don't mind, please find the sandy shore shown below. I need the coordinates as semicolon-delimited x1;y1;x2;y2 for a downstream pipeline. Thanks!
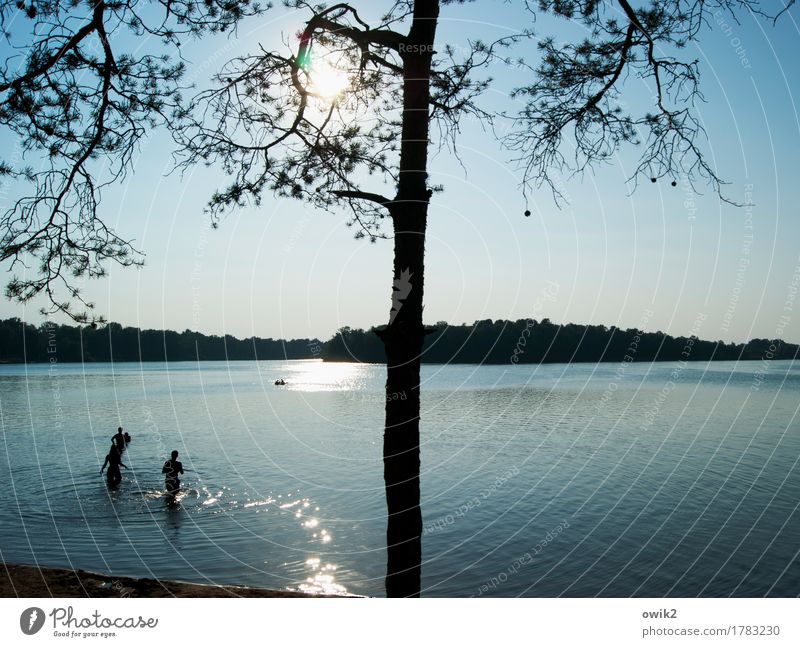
1;563;326;598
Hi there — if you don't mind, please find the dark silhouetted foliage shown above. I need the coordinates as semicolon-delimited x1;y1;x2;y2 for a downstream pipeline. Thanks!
321;320;799;364
0;318;319;363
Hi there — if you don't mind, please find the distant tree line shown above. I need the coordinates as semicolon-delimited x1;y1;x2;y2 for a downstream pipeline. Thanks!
320;319;799;364
2;317;796;365
0;319;321;363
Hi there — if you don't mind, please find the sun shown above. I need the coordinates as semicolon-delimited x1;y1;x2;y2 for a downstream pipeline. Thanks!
309;59;349;100
298;42;350;101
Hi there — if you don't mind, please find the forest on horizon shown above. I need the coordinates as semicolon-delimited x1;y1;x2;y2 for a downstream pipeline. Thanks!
1;317;796;365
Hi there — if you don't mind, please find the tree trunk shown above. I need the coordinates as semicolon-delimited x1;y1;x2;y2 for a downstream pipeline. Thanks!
381;0;439;599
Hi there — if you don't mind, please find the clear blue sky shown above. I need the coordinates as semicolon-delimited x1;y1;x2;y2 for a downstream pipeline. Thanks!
2;1;799;344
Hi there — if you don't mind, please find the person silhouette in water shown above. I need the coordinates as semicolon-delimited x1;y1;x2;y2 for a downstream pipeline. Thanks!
101;444;127;486
162;450;184;494
112;427;125;452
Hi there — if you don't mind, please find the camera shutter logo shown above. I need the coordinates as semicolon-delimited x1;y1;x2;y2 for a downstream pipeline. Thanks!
20;607;46;635
389;268;413;324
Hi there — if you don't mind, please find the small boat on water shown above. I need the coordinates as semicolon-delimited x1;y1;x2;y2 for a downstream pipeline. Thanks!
274;379;286;386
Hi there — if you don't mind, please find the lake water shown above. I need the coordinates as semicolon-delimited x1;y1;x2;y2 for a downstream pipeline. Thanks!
0;359;798;597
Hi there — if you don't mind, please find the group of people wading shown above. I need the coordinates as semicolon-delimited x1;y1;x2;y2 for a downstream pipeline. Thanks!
100;426;184;495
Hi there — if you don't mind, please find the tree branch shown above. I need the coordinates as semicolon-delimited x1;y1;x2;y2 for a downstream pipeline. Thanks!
0;18;98;93
332;190;394;206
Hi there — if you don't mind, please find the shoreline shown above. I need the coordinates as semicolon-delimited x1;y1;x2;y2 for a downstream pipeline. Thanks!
2;357;797;367
1;563;334;598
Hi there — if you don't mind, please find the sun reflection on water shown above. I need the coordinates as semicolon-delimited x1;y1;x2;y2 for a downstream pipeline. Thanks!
140;480;347;594
269;360;371;392
300;558;347;595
